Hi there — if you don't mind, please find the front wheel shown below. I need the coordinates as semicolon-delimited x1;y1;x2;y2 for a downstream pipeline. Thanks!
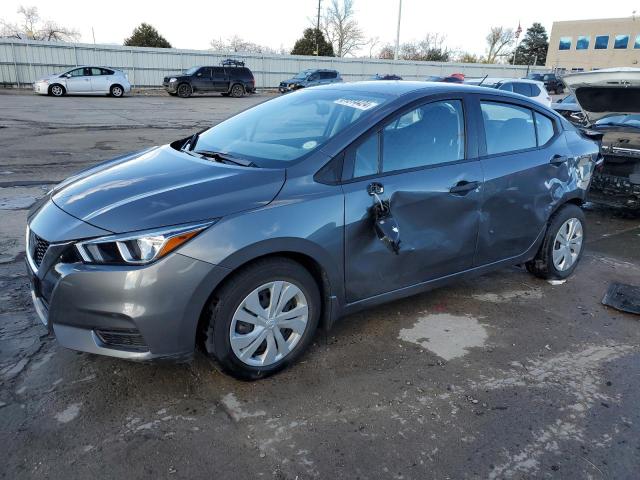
526;204;586;280
177;83;192;98
49;84;65;97
204;258;321;380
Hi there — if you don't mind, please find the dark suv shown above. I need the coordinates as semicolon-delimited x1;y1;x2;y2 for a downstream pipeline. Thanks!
527;73;564;94
163;61;255;98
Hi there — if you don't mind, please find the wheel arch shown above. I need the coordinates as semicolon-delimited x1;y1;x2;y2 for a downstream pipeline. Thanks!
48;83;66;95
195;243;342;349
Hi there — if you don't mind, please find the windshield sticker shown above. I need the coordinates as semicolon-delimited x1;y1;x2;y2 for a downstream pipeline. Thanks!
302;140;318;150
334;98;379;111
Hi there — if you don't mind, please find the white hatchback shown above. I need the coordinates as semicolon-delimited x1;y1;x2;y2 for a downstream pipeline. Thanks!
33;66;131;97
466;77;552;107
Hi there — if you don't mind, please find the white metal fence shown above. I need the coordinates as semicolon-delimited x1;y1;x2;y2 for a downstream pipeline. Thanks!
0;39;545;89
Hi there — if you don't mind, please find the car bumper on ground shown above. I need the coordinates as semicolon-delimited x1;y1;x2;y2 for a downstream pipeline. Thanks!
26;235;229;361
163;82;178;94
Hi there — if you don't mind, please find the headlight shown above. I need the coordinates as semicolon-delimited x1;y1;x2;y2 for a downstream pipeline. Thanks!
169;78;177;82
75;221;213;265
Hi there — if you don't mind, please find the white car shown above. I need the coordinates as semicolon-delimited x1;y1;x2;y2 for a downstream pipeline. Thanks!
33;66;131;97
465;77;551;107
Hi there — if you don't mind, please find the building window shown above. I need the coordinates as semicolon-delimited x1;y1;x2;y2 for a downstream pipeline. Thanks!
576;36;590;50
635;35;640;49
559;37;572;50
594;35;609;49
614;34;629;49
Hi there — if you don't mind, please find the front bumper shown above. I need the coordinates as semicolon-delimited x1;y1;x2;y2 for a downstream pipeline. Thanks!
26;227;229;361
33;82;49;95
163;82;178;93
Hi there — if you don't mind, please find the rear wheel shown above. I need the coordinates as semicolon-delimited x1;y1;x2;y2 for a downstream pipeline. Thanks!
526;204;586;280
230;83;244;98
49;84;65;97
203;258;320;380
177;83;192;98
110;84;124;97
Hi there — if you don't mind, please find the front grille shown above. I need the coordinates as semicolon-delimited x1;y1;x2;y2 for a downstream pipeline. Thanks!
31;233;50;268
95;329;149;351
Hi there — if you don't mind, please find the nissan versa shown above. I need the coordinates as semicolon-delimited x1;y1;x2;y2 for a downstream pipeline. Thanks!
26;82;601;379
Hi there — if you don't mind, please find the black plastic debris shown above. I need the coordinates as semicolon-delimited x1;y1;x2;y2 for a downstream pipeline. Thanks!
602;283;640;315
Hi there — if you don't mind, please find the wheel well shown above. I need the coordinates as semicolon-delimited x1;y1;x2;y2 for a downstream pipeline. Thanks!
196;252;332;347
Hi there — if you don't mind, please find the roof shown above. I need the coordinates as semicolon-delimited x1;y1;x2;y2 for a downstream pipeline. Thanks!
312;80;517;97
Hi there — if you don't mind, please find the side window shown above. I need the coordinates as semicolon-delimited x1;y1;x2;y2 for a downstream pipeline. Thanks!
481;102;536;155
352;133;379;178
67;68;84;77
90;67;103;76
322;71;337;79
534;112;555;146
197;67;211;77
83;67;93;76
512;82;532;97
530;84;541;97
498;82;513;92
101;68;114;75
308;73;320;81
382;100;465;172
212;67;225;79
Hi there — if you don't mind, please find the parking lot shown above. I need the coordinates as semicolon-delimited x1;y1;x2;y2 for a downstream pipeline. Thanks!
1;91;640;479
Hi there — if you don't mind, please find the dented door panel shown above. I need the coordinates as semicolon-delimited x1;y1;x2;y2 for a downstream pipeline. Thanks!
343;161;482;303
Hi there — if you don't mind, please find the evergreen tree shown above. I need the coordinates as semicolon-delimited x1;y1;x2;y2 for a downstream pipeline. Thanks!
291;28;334;56
124;23;172;48
512;23;548;65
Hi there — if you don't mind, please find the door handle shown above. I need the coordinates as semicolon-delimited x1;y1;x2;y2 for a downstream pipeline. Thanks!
550;154;569;165
449;180;479;195
367;182;384;195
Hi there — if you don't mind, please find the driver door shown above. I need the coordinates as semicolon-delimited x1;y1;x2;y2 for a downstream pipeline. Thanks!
64;67;92;93
192;67;213;92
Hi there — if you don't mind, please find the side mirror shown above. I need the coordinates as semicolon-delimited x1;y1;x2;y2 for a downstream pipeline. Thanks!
64;73;71;78
197;72;202;77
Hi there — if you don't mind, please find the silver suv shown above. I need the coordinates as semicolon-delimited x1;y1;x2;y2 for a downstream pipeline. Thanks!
279;69;342;93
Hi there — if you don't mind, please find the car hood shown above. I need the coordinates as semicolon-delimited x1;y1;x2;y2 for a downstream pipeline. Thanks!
51;145;286;234
563;68;640;122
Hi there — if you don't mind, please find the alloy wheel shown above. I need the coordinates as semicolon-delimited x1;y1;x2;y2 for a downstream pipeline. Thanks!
229;281;309;367
231;84;244;97
51;85;63;96
111;86;123;97
552;217;583;271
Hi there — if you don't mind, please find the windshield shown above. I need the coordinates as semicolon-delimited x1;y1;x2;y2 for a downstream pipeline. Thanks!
595;114;640;128
293;71;311;79
194;88;390;167
527;74;543;80
562;94;576;104
184;66;199;75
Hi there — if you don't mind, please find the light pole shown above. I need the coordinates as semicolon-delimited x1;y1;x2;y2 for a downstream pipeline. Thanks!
394;0;402;60
316;0;322;56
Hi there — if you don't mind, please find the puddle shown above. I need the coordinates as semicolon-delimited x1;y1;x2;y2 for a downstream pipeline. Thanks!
398;314;488;361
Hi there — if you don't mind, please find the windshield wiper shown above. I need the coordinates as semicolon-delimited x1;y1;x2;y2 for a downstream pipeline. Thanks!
194;150;257;167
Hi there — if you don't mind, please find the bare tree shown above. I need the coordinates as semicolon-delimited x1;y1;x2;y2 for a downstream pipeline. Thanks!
322;0;366;57
210;35;279;54
485;26;514;63
1;6;78;41
379;34;451;62
366;36;380;58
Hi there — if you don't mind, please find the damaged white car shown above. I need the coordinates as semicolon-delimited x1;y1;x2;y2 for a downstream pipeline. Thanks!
564;68;640;208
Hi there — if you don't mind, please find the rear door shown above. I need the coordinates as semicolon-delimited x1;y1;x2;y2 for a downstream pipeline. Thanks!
473;96;574;265
89;67;110;92
343;96;483;302
212;67;228;92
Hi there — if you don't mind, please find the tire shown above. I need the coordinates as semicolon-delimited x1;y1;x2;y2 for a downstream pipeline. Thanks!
230;83;244;98
526;204;586;280
168;92;177;96
110;84;124;97
177;83;192;98
203;258;321;380
49;84;65;97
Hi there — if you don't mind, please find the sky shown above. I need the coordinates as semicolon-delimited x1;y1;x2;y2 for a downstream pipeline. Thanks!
1;0;639;56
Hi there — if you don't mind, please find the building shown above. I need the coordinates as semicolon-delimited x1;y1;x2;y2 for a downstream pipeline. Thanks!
546;16;640;72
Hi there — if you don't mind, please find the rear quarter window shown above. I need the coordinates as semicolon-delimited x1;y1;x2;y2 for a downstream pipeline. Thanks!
534;112;556;145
